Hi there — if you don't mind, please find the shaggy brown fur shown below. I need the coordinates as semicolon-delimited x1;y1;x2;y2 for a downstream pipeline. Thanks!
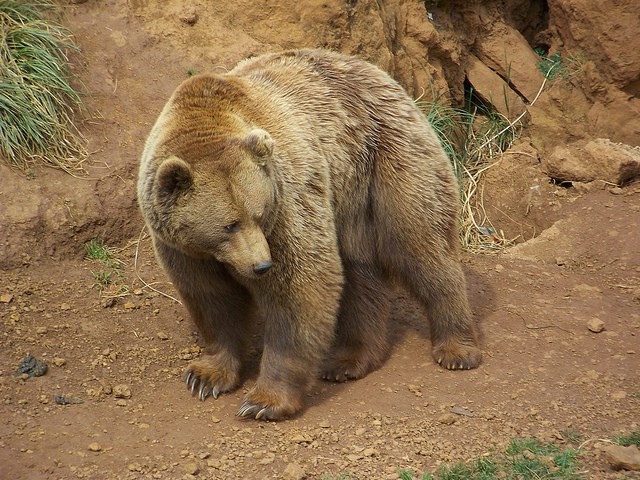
137;49;482;420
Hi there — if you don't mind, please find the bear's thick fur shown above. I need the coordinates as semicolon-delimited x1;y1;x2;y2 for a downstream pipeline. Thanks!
138;49;481;420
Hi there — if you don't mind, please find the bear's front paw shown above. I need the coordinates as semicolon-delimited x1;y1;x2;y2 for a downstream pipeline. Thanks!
432;341;482;370
183;355;240;401
236;384;302;421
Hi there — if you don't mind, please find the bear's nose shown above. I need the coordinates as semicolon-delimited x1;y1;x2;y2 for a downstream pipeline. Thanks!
253;260;273;275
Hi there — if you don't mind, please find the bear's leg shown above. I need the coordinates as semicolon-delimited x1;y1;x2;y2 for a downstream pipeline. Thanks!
179;284;252;400
411;258;481;369
374;168;482;370
385;245;481;369
154;240;250;400
237;267;343;420
322;262;390;382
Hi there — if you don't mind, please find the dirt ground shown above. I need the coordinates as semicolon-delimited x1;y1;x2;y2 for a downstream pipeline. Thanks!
1;1;639;479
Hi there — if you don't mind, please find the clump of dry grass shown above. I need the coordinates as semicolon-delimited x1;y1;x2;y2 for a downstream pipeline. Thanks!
0;0;86;175
419;99;521;253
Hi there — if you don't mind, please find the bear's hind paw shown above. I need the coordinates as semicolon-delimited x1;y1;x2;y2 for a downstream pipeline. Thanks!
321;363;366;383
432;341;482;370
322;348;383;382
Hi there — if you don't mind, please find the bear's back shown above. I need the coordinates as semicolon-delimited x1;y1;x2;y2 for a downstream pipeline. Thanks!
230;49;415;130
230;49;447;190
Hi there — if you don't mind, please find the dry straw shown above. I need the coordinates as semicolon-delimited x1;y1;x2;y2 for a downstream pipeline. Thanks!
418;69;552;253
418;97;518;253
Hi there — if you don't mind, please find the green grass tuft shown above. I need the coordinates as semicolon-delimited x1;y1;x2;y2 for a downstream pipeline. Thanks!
84;238;113;263
613;429;640;447
534;48;586;81
84;239;125;293
0;0;87;175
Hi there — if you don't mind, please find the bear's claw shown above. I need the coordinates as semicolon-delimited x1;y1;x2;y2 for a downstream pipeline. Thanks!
184;369;219;401
236;401;264;419
236;401;272;421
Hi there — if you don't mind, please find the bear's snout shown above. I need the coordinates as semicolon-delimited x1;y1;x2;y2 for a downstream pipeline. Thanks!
252;260;273;275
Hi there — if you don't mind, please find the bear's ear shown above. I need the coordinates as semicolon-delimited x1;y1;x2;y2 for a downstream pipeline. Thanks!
156;156;193;199
243;129;274;166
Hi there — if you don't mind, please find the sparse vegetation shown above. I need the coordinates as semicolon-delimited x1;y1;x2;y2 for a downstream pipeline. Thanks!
561;428;583;444
534;48;586;80
84;238;126;294
0;0;86;175
613;429;640;447
419;96;519;253
324;438;583;480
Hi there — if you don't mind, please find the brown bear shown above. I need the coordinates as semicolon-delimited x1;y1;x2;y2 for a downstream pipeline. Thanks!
137;48;481;421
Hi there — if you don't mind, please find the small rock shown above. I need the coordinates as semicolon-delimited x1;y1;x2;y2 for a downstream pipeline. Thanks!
408;384;422;397
609;186;624;195
157;331;169;340
123;301;136;310
494;264;505;273
183;462;199;475
611;390;627;400
291;434;305;443
210;416;221;423
604;444;640;471
88;443;102;452
36;326;48;335
572;181;593;194
60;303;71;311
179;6;198;25
55;395;84;405
363;448;378;457
437;413;457;425
587;318;605;333
101;297;117;308
113;384;131;399
116;399;127;407
451;405;474;417
133;288;144;295
555;257;567;266
0;294;13;303
283;462;306;480
52;357;66;367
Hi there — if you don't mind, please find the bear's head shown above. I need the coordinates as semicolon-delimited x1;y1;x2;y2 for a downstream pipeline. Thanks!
143;126;278;279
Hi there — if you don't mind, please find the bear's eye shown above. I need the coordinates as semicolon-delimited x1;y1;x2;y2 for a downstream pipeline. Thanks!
224;221;240;233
